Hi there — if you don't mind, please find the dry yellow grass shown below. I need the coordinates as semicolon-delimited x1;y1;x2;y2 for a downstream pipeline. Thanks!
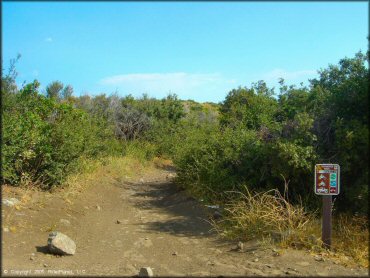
2;155;154;209
3;154;162;210
59;155;163;203
3;155;159;233
212;186;368;268
331;214;368;267
153;156;174;169
213;187;314;241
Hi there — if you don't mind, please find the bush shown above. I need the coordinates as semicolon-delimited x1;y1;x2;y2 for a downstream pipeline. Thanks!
174;52;368;215
2;80;120;188
214;187;315;242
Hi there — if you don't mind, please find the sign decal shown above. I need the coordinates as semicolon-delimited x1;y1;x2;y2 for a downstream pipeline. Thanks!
315;164;340;195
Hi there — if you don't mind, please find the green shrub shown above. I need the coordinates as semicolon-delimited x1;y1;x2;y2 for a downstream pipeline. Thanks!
2;80;121;188
173;52;368;215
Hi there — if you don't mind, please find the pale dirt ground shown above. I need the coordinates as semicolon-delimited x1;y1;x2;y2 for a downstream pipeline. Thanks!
1;167;368;277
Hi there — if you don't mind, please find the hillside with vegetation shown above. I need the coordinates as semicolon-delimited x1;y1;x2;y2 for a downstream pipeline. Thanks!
1;51;368;268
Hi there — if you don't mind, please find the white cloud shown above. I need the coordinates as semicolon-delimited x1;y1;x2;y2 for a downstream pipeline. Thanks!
99;72;236;100
44;37;53;43
262;68;316;82
101;72;221;86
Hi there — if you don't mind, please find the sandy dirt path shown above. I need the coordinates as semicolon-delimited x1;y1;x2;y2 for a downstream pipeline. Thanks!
2;167;367;276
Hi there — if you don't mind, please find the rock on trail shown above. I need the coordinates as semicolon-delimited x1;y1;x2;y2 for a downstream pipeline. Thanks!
47;232;76;255
1;167;367;276
139;267;154;277
2;198;20;207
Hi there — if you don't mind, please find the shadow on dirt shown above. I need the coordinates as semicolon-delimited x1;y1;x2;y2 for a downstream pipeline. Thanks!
130;181;218;238
153;164;177;172
36;245;50;254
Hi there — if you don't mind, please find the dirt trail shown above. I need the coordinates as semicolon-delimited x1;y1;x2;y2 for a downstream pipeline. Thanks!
2;167;367;276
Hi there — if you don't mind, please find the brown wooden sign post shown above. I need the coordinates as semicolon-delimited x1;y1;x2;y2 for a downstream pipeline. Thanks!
314;164;340;249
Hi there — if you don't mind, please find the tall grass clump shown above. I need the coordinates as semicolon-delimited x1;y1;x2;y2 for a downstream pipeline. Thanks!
214;186;315;243
332;215;369;267
212;186;368;267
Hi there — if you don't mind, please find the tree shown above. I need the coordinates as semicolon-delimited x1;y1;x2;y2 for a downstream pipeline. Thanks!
219;86;278;130
62;85;74;100
114;106;151;141
309;51;369;214
46;81;64;100
158;94;185;123
1;54;21;95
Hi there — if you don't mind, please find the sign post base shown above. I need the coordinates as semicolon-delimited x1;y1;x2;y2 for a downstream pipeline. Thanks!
322;195;332;249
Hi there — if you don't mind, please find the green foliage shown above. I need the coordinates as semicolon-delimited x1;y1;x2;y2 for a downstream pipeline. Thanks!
123;140;157;162
2;51;367;216
62;85;74;100
174;52;368;215
2;79;121;188
220;84;278;130
309;52;369;214
46;80;64;100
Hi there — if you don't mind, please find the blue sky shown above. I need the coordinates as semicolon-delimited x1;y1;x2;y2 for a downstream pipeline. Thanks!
2;1;368;103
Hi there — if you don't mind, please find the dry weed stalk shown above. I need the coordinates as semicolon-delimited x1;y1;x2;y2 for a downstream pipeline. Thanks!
211;185;368;268
218;186;314;242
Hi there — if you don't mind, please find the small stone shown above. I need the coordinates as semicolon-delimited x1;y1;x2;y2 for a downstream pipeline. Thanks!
43;263;48;267
237;241;244;251
213;210;223;220
166;173;175;179
272;248;281;256
254;258;259;262
296;261;310;267
3;227;9;232
84;206;89;209
314;255;324;262
2;198;20;207
172;251;178;256
140;178;145;183
59;219;71;226
116;220;122;224
30;257;34;261
47;231;76;255
264;264;273;268
139;267;153;277
96;205;101;211
270;270;283;275
145;237;149;240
